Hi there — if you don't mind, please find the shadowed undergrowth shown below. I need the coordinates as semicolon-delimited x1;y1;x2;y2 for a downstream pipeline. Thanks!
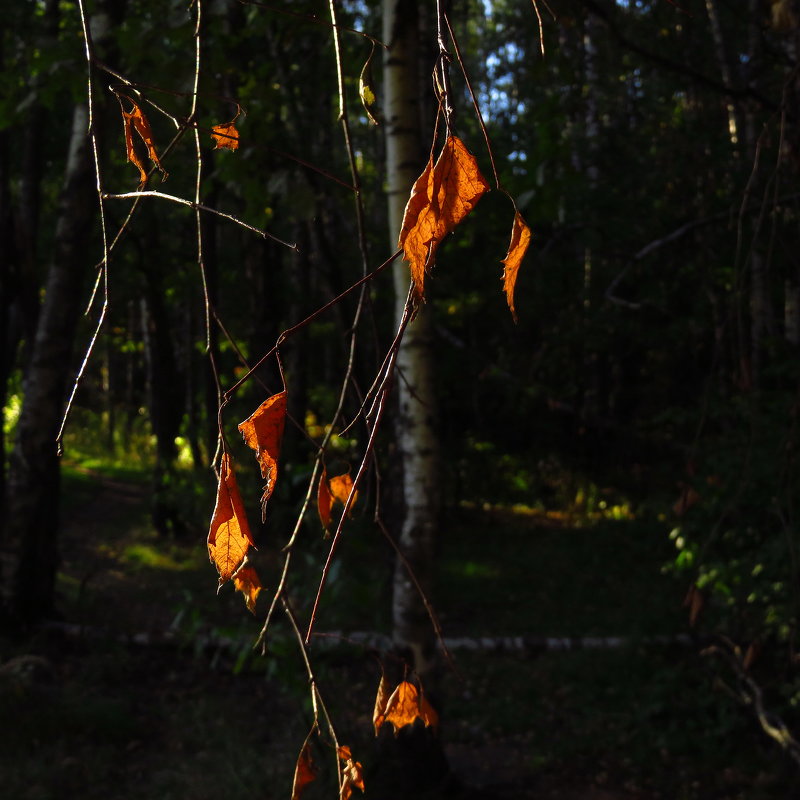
0;464;796;799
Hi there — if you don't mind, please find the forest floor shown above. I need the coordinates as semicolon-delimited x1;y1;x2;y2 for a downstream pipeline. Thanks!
0;466;796;799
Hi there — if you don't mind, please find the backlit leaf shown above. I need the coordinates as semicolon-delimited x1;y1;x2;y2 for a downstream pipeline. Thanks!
501;211;531;322
238;391;288;521
337;746;365;800
208;453;254;586
398;136;490;302
211;121;239;151
232;562;262;614
329;472;356;506
291;739;317;800
317;469;358;533
381;680;439;736
119;95;166;190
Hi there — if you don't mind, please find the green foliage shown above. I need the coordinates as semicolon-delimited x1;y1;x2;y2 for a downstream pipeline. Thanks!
667;384;800;647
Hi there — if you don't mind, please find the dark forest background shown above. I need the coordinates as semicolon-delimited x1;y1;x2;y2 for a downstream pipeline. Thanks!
2;0;800;797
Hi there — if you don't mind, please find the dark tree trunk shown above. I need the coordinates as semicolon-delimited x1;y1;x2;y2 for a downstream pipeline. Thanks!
8;102;96;624
140;261;185;538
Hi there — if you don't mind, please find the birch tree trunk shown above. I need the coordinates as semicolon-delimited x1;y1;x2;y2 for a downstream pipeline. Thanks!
371;5;453;790
383;0;442;682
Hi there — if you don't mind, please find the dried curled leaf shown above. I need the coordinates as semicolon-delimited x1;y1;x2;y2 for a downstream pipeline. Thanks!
378;680;439;736
337;746;365;800
211;121;239;151
673;484;700;517
501;211;531;322
372;673;390;735
418;691;439;730
743;639;761;671
119;95;167;190
683;583;704;627
398;136;490;302
232;562;262;614
208;453;254;586
238;391;288;521
291;739;317;800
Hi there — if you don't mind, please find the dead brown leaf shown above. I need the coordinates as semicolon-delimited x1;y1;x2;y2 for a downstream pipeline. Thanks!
119;96;167;190
338;746;365;800
683;583;704;627
501;211;531;322
291;739;317;800
372;673;390;735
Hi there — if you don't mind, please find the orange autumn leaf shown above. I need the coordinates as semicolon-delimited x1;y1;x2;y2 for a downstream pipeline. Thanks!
329;472;356;506
379;680;439;736
238;391;288;521
317;469;358;533
501;211;531;323
119;96;166;190
337;746;365;800
207;453;254;586
211;121;239;151
232;562;262;614
372;673;390;735
398;136;490;302
291;739;317;800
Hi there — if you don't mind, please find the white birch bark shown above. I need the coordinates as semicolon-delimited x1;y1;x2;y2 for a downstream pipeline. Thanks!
383;0;441;679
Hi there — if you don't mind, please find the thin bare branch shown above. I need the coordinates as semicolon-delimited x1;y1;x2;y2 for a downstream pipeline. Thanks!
59;0;111;454
305;297;416;644
223;250;400;401
705;639;800;766
102;190;298;249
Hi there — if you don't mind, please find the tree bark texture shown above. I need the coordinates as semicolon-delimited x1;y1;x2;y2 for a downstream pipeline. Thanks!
7;101;95;624
383;0;442;681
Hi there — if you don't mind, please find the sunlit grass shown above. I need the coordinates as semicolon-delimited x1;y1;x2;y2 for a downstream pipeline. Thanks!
460;497;635;526
121;543;196;571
